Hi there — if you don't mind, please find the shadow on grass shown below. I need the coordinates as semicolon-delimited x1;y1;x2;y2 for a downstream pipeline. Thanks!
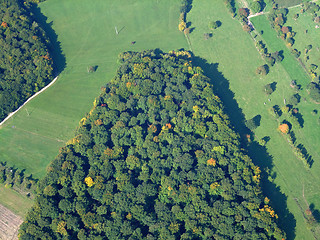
30;4;66;75
192;56;296;239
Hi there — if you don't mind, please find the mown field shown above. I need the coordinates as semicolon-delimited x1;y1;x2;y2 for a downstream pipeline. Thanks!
286;4;320;79
188;1;319;239
0;0;187;180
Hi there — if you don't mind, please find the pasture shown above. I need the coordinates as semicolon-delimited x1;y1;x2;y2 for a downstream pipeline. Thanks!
188;1;319;238
0;0;187;179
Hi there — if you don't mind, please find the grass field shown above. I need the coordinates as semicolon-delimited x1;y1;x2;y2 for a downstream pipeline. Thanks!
188;1;319;239
0;186;33;217
286;4;320;79
0;0;187;179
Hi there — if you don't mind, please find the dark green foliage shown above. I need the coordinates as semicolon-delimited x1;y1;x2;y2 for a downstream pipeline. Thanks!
19;50;285;239
0;0;54;121
0;162;38;194
245;115;261;130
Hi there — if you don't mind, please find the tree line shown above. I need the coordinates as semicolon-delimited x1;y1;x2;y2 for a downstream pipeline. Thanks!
19;50;285;239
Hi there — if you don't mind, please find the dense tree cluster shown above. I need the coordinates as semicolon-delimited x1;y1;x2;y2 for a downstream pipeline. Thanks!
0;0;53;121
19;50;284;239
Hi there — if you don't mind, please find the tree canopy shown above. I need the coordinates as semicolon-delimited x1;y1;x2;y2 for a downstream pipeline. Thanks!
19;50;284;239
0;0;54;121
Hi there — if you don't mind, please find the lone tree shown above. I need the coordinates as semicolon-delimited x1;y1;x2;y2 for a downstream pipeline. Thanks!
278;123;289;134
87;66;97;73
250;1;262;14
245;115;261;131
264;83;275;95
208;20;220;30
256;64;269;75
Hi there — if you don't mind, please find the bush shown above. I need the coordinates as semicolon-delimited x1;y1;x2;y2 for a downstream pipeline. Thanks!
203;33;212;40
245;115;261;130
263;83;274;95
243;24;252;32
307;82;320;103
209;20;220;30
256;64;269;75
288;94;301;106
251;1;262;13
278;123;289;134
291;49;300;58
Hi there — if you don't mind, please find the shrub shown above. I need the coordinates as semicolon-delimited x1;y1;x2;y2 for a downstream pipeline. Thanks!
307;82;320;103
288;94;301;106
256;64;269;75
263;83;274;95
208;20;220;30
245;115;261;130
239;8;249;18
179;21;186;32
291;49;300;58
278;123;289;134
243;24;252;32
251;1;262;14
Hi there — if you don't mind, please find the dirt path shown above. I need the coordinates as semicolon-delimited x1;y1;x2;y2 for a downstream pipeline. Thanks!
0;204;23;240
0;76;59;128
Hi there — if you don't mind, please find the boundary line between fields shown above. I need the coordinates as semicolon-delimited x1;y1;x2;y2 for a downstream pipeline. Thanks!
0;76;59;127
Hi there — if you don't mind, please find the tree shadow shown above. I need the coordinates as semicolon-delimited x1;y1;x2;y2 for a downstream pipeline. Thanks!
192;55;296;239
309;203;320;223
29;4;66;75
271;82;277;92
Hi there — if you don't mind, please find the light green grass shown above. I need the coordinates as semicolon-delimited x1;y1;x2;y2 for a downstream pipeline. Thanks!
0;186;33;217
286;4;320;79
188;1;319;239
274;0;315;8
0;0;187;179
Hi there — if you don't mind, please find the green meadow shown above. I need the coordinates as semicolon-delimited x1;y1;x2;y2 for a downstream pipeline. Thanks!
188;1;319;238
0;0;187;179
0;0;319;238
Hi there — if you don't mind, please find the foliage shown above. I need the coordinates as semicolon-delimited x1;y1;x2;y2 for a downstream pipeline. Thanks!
0;0;54;121
307;82;320;103
0;162;38;196
264;83;274;95
208;20;220;30
245;115;261;130
250;1;263;14
287;93;300;106
256;64;269;75
278;123;289;134
223;0;236;17
19;50;285;239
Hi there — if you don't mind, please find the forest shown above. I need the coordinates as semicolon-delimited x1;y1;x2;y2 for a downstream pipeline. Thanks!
19;50;285;239
0;0;53;121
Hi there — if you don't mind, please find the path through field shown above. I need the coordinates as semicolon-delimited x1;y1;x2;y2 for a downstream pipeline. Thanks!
0;76;59;128
0;204;22;240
